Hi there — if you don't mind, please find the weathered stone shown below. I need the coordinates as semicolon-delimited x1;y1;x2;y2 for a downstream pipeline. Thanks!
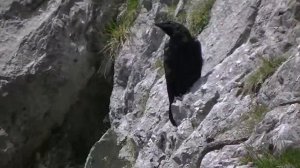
0;0;122;167
85;129;131;168
86;0;300;167
0;0;293;167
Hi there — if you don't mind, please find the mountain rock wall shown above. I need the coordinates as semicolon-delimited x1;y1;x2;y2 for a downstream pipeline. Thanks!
86;0;300;167
0;0;123;167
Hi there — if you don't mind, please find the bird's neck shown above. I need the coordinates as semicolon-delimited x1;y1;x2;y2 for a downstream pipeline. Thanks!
169;37;191;46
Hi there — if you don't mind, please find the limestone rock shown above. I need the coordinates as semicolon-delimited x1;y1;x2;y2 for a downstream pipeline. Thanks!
0;0;121;167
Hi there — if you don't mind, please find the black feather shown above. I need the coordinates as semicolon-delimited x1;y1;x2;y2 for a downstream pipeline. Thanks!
155;21;203;126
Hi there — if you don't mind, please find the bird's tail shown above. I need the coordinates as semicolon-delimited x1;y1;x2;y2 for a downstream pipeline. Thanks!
169;104;178;127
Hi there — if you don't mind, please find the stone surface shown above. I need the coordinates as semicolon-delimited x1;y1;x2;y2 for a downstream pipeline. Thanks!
1;0;300;167
0;0;122;167
86;0;300;167
85;129;132;168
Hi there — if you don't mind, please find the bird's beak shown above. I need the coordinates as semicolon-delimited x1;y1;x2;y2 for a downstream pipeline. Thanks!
155;23;163;28
155;23;169;35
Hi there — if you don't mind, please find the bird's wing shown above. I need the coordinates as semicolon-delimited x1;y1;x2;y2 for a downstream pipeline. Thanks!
194;39;203;66
163;45;175;103
164;45;178;127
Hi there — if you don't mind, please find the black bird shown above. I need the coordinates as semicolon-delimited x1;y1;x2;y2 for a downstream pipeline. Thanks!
155;21;203;126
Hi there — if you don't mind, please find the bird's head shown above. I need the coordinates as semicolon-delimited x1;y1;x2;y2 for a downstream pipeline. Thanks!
155;21;193;42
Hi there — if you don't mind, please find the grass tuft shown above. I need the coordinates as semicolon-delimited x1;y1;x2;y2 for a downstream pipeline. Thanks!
241;147;300;168
242;57;287;95
242;104;269;134
165;3;187;24
189;0;216;36
102;0;139;59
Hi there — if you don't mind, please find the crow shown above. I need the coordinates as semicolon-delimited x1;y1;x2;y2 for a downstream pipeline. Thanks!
155;21;203;126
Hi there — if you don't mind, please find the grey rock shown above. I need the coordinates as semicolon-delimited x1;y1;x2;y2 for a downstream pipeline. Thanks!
0;0;122;167
86;0;300;167
85;129;131;168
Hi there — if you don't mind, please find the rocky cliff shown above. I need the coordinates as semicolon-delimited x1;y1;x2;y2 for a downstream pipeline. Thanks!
1;0;300;168
0;0;123;167
85;0;300;167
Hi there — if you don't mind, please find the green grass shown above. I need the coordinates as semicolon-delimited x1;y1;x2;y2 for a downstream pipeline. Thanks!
176;11;187;24
102;0;139;59
165;3;187;24
189;0;216;36
242;57;287;95
127;0;139;12
166;3;177;19
241;147;300;168
242;104;269;134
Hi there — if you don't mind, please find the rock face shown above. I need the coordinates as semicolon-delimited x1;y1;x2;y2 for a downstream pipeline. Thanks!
1;0;300;167
85;0;300;168
0;0;122;167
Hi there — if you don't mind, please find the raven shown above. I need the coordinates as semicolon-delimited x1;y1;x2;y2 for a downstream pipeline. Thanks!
155;21;203;126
